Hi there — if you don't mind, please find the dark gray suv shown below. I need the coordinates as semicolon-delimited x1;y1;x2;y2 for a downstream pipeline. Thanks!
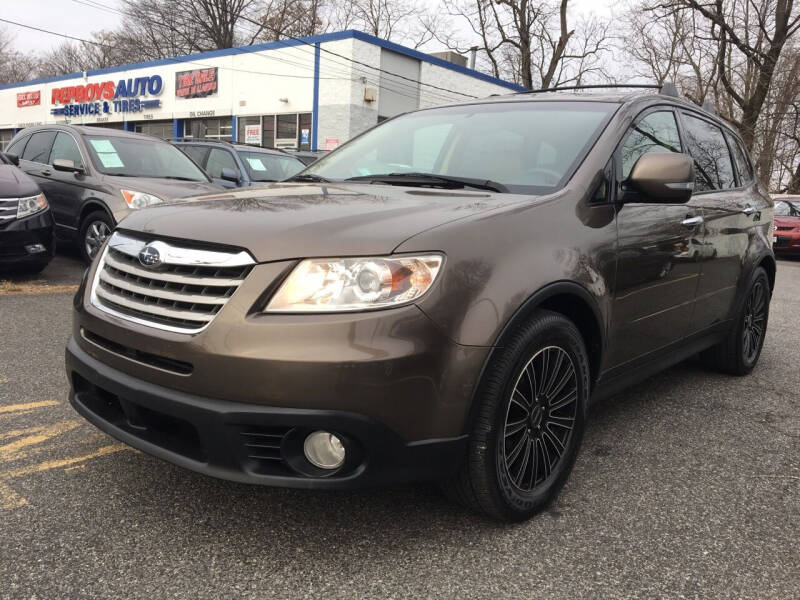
66;86;775;521
6;126;222;262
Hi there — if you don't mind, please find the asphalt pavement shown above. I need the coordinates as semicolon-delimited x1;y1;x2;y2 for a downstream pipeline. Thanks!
0;254;798;599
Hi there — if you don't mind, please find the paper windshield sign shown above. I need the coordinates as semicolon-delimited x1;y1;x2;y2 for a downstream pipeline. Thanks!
98;153;124;168
89;139;116;153
246;157;267;171
175;68;218;99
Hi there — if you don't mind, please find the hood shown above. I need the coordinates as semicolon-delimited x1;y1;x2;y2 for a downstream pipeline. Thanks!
0;164;40;198
102;175;222;200
117;183;520;262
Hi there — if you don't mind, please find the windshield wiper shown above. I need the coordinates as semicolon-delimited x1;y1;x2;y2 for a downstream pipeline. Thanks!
160;176;203;182
286;173;330;183
344;172;508;193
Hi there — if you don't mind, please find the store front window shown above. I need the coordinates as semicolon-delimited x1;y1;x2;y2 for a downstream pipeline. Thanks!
0;129;14;151
133;120;173;140
258;113;312;150
185;118;232;142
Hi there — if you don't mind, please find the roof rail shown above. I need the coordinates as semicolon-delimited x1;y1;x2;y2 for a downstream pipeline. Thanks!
515;83;661;95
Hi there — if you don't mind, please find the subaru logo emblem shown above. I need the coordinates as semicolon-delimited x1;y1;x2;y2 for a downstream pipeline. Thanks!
138;244;162;268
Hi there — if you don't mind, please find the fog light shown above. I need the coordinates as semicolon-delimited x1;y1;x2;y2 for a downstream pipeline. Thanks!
303;431;345;469
25;243;46;254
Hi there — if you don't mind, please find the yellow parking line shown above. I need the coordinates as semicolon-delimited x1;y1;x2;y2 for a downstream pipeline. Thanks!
3;444;132;479
0;480;27;509
0;421;83;462
0;400;60;414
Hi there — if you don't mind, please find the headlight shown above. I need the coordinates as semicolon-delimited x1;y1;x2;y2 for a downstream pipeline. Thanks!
17;193;48;219
121;189;164;209
265;254;444;312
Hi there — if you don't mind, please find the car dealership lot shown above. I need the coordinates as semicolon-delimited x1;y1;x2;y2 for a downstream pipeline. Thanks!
1;257;798;599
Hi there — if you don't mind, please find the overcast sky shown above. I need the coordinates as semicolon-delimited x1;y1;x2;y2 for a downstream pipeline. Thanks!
3;0;616;55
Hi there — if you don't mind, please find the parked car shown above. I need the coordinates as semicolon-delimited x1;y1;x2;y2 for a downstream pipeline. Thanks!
66;86;775;522
175;141;305;187
5;126;223;262
280;148;327;165
0;152;54;274
772;196;800;255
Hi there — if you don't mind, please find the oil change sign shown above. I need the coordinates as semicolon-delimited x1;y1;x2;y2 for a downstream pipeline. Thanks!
50;75;163;117
175;68;218;99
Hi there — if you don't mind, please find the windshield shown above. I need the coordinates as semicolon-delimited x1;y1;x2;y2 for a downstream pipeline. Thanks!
238;150;305;182
85;135;210;181
305;101;617;193
775;200;800;217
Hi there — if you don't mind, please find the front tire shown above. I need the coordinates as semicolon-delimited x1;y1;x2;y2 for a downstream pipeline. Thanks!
79;210;113;263
701;266;771;375
442;310;590;522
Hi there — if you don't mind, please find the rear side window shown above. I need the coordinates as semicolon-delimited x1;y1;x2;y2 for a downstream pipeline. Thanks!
620;111;682;179
6;135;29;157
681;114;736;192
49;132;84;169
726;132;753;186
206;148;238;178
21;131;57;164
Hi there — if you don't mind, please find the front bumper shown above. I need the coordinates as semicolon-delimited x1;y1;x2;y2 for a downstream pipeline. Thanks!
0;210;55;268
67;337;468;488
773;232;800;254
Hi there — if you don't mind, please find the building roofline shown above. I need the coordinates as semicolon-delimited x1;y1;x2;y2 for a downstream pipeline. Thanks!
0;30;525;93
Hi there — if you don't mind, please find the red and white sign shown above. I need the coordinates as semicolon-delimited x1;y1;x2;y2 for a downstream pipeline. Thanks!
325;138;339;151
17;91;41;108
244;124;262;145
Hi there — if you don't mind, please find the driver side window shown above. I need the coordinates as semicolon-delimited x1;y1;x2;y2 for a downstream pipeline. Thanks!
621;111;682;179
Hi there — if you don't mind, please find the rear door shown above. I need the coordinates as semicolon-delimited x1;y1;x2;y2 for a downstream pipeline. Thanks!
608;108;704;367
45;132;90;230
677;111;747;334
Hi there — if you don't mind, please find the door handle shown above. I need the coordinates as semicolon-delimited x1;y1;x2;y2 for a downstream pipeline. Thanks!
41;170;52;177
742;206;756;215
681;215;704;227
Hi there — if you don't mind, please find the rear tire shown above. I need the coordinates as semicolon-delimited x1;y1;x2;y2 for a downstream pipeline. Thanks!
701;266;770;375
79;210;113;263
441;310;590;522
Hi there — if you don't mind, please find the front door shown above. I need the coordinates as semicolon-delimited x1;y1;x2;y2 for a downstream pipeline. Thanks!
45;131;91;233
608;109;703;367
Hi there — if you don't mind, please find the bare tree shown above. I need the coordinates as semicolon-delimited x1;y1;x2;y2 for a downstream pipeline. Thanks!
433;0;612;89
0;28;38;84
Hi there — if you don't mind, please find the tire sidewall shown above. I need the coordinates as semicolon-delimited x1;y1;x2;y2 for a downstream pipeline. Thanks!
474;312;591;521
735;267;771;373
79;211;114;263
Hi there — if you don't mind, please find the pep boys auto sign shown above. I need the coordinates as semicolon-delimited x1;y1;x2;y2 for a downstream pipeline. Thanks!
50;75;163;117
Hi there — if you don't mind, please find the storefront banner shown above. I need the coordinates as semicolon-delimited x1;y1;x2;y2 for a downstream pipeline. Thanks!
176;68;218;99
17;91;41;108
325;138;339;151
244;124;261;145
49;75;163;117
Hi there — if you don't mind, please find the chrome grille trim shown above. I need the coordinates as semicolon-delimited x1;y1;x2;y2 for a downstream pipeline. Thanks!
90;232;255;334
0;198;19;222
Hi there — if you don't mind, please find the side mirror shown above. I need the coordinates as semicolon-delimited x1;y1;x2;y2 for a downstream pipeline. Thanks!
3;152;20;166
220;167;241;184
53;158;84;174
626;152;694;203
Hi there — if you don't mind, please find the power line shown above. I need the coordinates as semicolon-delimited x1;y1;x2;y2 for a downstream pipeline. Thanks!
63;0;478;102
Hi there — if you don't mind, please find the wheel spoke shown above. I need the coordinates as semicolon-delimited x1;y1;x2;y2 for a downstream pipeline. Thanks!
540;435;552;478
549;389;577;412
504;419;528;438
514;439;531;486
542;350;564;398
506;431;528;466
510;390;530;414
543;426;565;456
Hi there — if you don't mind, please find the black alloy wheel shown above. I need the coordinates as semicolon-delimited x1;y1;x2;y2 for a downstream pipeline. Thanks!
742;279;767;364
501;346;578;491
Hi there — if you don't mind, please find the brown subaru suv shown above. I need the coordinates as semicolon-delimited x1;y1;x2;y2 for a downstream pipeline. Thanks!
66;86;775;521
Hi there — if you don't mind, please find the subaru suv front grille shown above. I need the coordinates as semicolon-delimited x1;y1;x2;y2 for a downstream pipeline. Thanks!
90;231;255;333
0;198;20;223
